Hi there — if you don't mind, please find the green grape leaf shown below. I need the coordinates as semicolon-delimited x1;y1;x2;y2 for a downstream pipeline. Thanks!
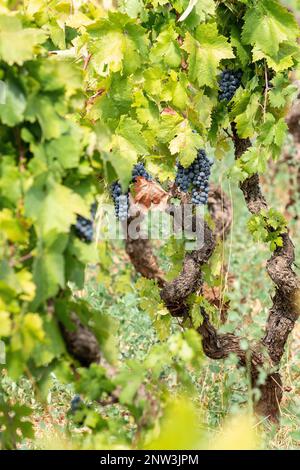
31;57;83;95
169;120;203;167
25;95;69;140
232;91;261;138
0;156;23;204
182;23;234;88
116;116;149;154
45;125;83;169
162;75;189;111
0;14;47;65
268;73;299;108
150;27;182;68
0;209;28;243
32;315;66;366
240;146;268;174
0;80;26;126
231;25;250;68
252;42;300;72
32;248;65;307
25;179;89;235
87;13;148;77
257;114;287;158
109;135;138;189
119;0;145;18
0;310;11;337
20;312;45;358
189;89;214;129
143;66;165;98
194;0;216;22
242;0;299;58
69;238;99;265
154;113;183;144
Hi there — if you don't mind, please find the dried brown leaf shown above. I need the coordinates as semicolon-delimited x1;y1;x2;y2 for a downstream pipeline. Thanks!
133;177;169;210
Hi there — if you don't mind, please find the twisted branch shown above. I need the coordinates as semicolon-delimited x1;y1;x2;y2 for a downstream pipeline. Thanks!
60;312;101;366
197;125;299;421
233;125;299;419
125;185;232;317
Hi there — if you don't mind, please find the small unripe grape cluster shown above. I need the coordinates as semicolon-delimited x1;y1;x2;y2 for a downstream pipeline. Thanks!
219;69;242;102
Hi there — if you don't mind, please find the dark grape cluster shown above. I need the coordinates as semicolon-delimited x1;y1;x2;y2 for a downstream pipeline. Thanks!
219;69;242;102
132;162;152;182
74;215;93;243
74;202;97;243
90;202;97;220
68;395;87;426
70;395;84;413
175;149;214;205
111;163;153;220
175;162;191;192
111;181;129;221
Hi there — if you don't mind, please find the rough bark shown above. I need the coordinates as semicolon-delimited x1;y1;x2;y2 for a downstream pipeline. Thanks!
282;89;300;217
198;309;263;366
60;312;101;366
286;95;300;144
160;222;216;316
125;236;165;288
231;124;299;420
194;124;299;422
208;184;233;239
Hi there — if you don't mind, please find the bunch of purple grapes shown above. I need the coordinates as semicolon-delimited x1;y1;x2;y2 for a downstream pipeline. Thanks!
175;149;214;205
74;203;97;243
110;181;129;221
219;69;242;102
111;162;152;220
131;162;152;182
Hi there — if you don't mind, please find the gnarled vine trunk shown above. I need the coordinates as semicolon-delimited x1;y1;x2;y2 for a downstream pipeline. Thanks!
125;148;299;422
232;124;300;420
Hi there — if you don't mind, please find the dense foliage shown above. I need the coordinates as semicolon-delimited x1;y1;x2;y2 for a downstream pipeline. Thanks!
0;0;300;450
